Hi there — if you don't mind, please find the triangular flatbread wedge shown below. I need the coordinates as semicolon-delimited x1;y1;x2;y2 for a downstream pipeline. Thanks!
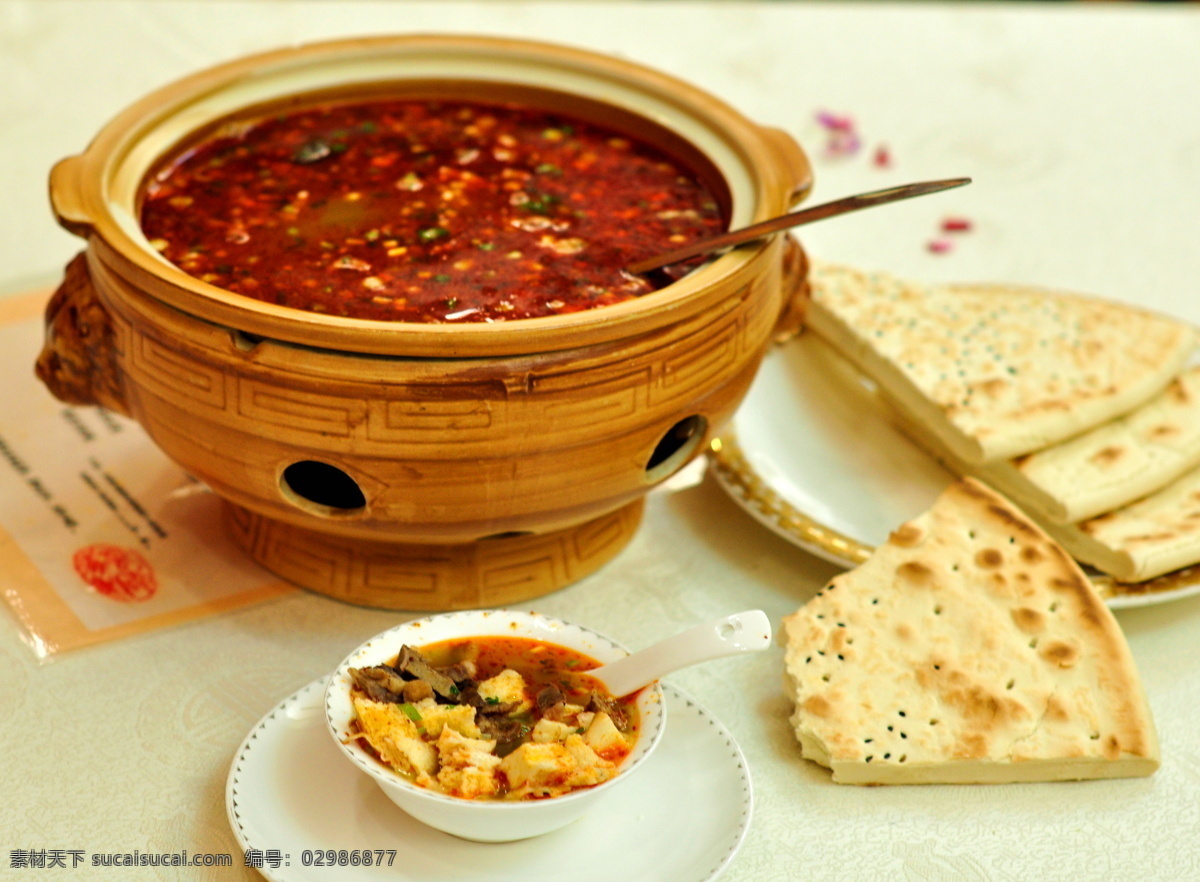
806;262;1198;465
781;477;1159;785
889;366;1200;527
1051;464;1200;582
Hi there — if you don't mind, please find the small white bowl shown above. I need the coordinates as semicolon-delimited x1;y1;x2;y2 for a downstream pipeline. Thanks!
324;609;667;842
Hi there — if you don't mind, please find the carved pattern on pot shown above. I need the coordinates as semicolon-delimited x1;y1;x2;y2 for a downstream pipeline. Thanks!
223;499;643;610
36;35;813;609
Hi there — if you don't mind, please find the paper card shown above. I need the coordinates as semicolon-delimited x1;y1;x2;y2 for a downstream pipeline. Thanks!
0;291;293;659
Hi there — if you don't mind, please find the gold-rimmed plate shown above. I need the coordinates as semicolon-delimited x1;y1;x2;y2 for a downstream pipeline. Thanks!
708;331;1200;609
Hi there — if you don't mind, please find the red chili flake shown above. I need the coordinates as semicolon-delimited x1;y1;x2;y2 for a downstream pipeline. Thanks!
872;144;891;168
72;544;158;603
941;217;973;233
927;238;954;254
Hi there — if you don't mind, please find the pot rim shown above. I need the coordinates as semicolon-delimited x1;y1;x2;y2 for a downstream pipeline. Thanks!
52;33;811;357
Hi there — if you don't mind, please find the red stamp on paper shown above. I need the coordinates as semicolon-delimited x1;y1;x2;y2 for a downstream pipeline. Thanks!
72;544;158;603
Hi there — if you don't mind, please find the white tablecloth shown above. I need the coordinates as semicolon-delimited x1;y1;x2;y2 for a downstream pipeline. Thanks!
3;2;1199;880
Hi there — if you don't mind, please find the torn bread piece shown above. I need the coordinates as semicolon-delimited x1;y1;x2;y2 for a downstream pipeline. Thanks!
888;367;1200;526
781;477;1159;785
1052;464;1200;583
806;261;1198;465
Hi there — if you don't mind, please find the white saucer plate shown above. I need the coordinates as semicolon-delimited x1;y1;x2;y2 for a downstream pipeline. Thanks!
709;333;1200;610
227;678;752;882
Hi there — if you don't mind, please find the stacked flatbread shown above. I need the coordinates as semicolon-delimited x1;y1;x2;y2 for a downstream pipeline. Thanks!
807;261;1200;584
890;367;1200;525
1060;468;1200;582
781;477;1159;785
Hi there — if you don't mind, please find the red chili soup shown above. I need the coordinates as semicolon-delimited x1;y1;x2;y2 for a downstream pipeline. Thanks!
140;98;725;322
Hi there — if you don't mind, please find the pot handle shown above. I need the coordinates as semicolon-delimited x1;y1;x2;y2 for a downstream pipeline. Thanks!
772;234;810;343
35;252;131;416
49;155;94;239
758;126;813;207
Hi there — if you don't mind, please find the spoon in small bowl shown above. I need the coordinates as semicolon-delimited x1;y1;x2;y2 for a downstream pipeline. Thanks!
625;176;971;276
582;610;773;697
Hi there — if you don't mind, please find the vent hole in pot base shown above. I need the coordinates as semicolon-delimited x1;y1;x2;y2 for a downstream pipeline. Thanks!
645;415;707;484
231;330;264;352
281;460;366;513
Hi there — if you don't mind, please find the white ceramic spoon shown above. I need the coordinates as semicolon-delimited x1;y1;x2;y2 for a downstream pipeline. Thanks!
585;610;773;697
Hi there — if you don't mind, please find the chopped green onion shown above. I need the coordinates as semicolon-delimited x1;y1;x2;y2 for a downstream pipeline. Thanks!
523;193;559;215
399;703;423;722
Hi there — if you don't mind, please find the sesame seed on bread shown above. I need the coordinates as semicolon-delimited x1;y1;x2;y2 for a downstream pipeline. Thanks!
806;262;1198;465
782;477;1159;785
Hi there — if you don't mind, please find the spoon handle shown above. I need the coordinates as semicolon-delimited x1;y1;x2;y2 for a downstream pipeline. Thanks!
588;610;773;697
625;176;971;275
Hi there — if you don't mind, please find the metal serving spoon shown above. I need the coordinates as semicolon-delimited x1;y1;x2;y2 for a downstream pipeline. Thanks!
625;176;971;275
584;610;773;697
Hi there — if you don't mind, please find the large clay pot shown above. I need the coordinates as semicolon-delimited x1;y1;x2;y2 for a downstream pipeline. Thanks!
37;35;812;610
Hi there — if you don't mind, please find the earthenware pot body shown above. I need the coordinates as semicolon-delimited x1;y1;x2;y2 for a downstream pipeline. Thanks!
38;35;812;609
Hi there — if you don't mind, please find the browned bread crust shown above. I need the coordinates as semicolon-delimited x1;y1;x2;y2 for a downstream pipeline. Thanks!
782;478;1160;785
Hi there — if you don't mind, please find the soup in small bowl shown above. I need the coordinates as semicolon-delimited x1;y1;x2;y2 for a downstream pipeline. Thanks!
325;609;666;842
